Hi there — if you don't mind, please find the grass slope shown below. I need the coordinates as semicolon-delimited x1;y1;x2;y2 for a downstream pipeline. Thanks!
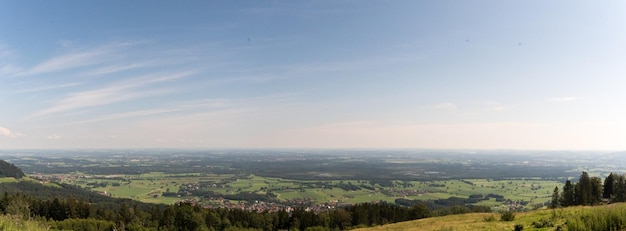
0;215;48;231
356;203;626;231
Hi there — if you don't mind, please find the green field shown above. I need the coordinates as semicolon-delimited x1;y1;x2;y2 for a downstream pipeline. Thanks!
52;172;563;210
62;172;230;204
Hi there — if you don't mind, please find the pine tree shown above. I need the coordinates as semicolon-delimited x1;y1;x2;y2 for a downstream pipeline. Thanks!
614;175;626;202
590;176;603;204
550;186;560;208
560;180;575;207
575;171;592;206
604;173;616;199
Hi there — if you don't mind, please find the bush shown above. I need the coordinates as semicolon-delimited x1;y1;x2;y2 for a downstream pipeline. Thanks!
513;224;523;231
500;211;516;221
531;218;554;228
482;214;496;222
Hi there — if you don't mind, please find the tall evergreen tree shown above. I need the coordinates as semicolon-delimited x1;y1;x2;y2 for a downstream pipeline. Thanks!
575;171;592;206
590;176;603;205
550;186;560;208
604;173;616;199
614;175;626;203
560;180;575;207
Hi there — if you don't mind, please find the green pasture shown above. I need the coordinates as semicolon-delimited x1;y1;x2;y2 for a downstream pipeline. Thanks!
67;172;228;204
57;172;564;208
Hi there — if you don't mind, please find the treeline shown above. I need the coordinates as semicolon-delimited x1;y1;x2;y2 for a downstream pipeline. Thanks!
551;171;626;208
395;197;492;216
0;191;433;231
0;181;152;211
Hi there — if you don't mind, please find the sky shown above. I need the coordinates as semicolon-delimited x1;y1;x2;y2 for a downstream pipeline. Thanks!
0;1;625;150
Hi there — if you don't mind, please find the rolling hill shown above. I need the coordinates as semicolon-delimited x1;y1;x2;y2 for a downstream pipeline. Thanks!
355;203;626;231
0;160;24;179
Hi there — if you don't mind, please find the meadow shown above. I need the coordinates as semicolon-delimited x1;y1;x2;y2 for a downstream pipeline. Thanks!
356;202;626;231
56;172;562;210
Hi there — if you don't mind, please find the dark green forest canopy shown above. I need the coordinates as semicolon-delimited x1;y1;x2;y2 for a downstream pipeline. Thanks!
0;160;24;178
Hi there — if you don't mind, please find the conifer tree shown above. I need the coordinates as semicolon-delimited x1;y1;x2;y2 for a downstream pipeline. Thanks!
550;186;560;208
590;176;603;204
575;171;592;205
604;173;616;199
614;175;626;202
560;180;575;207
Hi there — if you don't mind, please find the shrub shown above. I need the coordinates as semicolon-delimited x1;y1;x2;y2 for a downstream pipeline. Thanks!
513;224;524;231
500;211;516;221
531;218;554;228
482;214;496;222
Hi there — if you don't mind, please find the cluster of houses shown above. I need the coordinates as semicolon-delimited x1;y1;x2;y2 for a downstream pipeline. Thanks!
179;196;342;214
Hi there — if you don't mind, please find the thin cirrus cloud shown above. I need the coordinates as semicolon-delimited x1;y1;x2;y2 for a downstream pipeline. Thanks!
547;97;582;102
434;102;459;110
0;126;23;138
28;71;193;119
13;82;82;94
69;95;293;126
19;49;113;76
67;99;229;125
47;134;61;140
82;62;154;77
0;44;22;75
0;64;22;75
17;42;141;76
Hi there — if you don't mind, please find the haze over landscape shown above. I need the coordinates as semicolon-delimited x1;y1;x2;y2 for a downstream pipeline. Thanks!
1;1;625;150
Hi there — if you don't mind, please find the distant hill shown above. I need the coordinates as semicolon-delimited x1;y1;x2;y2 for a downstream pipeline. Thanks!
0;160;25;178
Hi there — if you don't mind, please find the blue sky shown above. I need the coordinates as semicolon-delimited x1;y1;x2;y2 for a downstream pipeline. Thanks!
1;1;625;150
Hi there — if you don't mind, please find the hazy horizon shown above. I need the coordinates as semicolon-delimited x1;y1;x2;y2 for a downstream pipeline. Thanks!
1;1;625;150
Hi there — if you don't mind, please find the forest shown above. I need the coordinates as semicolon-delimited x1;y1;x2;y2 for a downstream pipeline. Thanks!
0;187;435;231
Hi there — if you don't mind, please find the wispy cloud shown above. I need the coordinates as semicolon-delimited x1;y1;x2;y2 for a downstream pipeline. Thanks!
18;42;137;76
14;82;82;93
0;126;24;138
47;134;61;140
547;97;582;102
20;50;111;76
82;62;152;76
434;102;459;110
67;96;277;125
476;100;505;111
29;71;193;118
0;43;22;76
0;43;15;58
72;108;182;124
0;64;22;76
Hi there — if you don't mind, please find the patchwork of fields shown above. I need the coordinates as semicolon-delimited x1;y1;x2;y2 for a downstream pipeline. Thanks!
43;172;562;210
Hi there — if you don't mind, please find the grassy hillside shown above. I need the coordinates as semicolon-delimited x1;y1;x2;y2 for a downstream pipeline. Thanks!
0;215;48;231
356;203;626;231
